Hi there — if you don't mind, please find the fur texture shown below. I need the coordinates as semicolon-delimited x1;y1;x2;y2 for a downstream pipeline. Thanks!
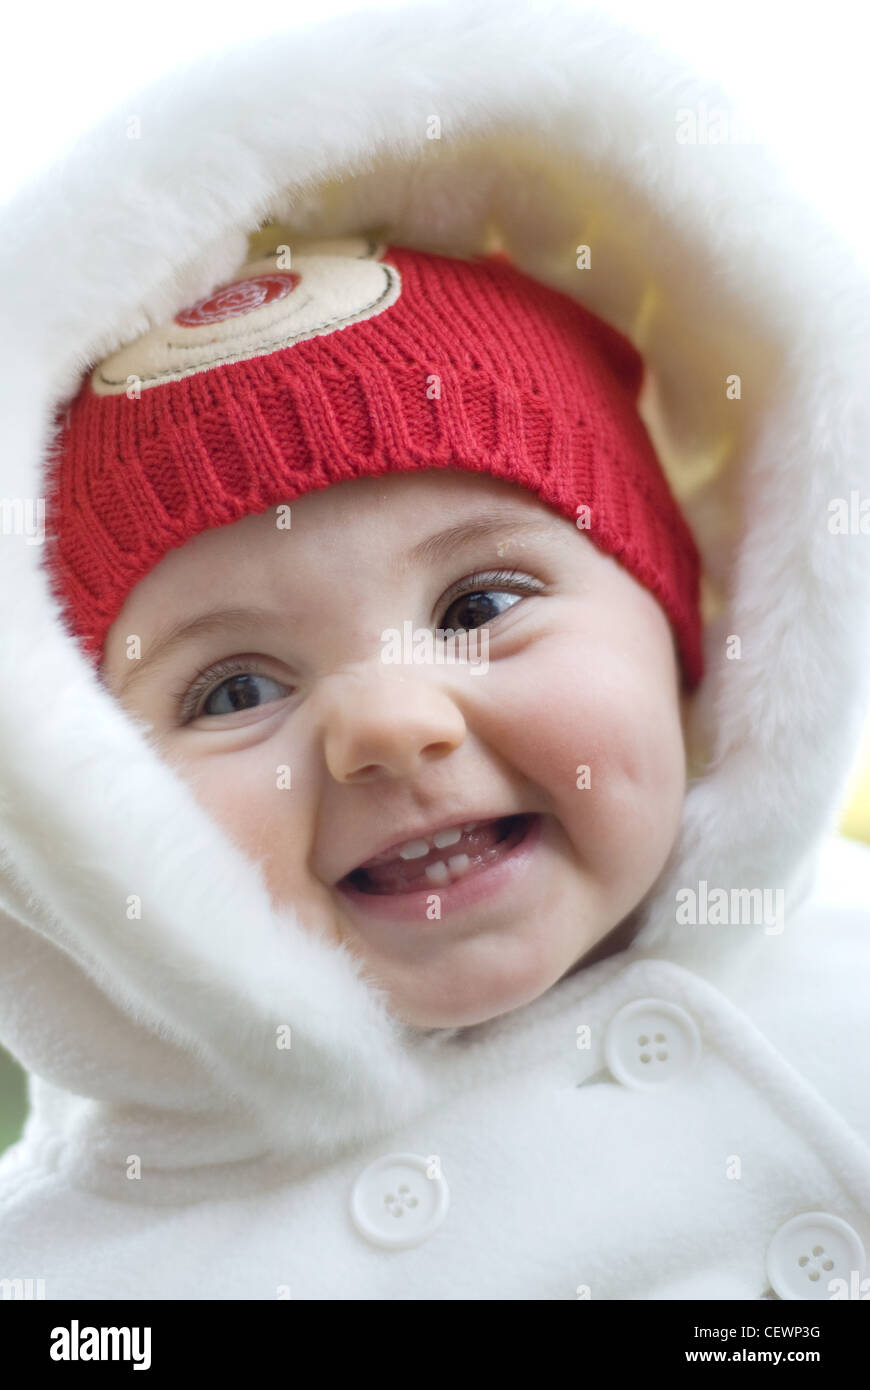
1;0;870;1199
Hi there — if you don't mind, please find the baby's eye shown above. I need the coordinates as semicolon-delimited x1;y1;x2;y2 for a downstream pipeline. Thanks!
177;660;293;723
438;571;543;632
440;589;521;631
200;671;289;718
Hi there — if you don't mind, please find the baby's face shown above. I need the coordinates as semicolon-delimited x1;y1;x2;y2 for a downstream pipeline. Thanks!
101;470;689;1029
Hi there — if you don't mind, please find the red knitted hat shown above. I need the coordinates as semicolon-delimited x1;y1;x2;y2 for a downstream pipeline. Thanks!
43;235;703;689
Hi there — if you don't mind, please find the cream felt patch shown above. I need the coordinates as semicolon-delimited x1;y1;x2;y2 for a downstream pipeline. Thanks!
90;236;400;395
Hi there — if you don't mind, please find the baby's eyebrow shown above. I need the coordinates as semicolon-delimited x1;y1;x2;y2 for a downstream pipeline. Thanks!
113;606;276;698
111;514;555;698
396;513;557;574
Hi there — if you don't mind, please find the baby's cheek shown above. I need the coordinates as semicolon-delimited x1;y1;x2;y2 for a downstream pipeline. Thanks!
173;746;303;885
593;705;685;914
497;647;684;896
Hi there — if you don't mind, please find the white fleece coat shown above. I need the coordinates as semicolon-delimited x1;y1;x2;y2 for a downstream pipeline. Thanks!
1;0;870;1301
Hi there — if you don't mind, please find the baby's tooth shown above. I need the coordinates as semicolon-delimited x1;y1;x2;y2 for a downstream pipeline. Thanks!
447;854;471;876
433;826;462;849
425;860;450;885
399;839;431;860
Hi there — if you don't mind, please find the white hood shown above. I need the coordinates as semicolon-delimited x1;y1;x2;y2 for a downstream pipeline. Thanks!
2;0;870;1182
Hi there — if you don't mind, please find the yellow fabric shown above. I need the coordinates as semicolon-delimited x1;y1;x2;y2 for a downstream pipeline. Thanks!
838;706;870;845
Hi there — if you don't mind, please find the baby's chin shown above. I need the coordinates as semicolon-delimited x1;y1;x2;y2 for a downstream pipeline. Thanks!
367;927;612;1032
391;974;570;1031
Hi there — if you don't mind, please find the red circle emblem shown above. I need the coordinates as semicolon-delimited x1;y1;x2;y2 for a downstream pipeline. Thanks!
174;272;300;327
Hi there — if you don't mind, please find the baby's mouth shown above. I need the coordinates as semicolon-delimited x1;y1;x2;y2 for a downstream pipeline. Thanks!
341;814;534;896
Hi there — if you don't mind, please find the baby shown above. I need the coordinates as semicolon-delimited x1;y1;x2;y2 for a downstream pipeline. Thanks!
49;235;703;1033
27;225;869;1311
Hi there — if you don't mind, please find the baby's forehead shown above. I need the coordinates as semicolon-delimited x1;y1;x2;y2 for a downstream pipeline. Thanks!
139;469;579;618
106;469;569;648
261;468;563;537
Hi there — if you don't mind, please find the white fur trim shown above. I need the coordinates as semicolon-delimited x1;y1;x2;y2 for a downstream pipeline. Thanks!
1;0;869;1169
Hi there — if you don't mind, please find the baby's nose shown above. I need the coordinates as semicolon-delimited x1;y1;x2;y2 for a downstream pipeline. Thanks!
322;670;466;783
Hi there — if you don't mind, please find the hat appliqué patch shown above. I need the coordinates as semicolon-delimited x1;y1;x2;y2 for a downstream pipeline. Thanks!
90;236;401;396
173;271;301;327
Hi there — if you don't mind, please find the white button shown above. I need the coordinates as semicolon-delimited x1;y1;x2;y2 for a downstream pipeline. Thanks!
604;998;701;1089
766;1212;866;1301
350;1152;449;1250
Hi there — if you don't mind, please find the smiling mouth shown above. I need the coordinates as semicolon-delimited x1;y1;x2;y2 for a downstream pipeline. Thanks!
340;814;534;895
